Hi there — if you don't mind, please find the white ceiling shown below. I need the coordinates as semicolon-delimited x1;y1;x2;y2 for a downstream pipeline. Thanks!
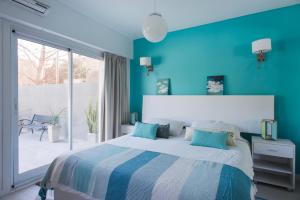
56;0;300;40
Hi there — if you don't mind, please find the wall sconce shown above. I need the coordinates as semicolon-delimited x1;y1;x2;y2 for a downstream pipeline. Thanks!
252;38;272;62
140;57;153;75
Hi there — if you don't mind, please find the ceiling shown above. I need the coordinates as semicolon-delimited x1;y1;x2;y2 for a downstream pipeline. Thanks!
56;0;300;40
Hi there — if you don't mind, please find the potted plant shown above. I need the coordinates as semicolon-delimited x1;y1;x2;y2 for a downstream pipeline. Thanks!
48;108;65;143
85;101;98;143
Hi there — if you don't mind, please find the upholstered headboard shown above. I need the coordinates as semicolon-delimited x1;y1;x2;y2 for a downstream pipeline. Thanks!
142;95;274;134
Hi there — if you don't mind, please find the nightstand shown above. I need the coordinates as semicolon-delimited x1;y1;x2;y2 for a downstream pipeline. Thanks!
252;136;295;191
121;124;135;135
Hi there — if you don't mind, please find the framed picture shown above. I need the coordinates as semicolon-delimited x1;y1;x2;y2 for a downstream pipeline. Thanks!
207;75;224;95
157;79;169;95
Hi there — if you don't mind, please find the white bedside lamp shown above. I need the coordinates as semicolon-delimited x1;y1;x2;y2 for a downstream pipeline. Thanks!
252;38;272;62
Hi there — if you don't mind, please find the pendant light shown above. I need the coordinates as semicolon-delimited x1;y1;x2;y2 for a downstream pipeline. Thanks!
142;0;168;43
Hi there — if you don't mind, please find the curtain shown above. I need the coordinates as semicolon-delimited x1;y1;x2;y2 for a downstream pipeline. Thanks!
100;52;129;141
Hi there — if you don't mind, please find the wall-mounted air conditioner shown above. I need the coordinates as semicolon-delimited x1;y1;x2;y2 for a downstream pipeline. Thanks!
10;0;50;16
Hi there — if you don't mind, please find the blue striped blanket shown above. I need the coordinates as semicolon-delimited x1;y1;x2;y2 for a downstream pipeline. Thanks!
39;144;254;200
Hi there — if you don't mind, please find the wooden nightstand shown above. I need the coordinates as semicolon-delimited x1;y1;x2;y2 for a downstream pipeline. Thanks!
252;136;295;191
121;124;135;135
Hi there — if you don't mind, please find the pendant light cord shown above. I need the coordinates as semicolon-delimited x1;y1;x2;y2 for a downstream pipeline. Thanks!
153;0;157;13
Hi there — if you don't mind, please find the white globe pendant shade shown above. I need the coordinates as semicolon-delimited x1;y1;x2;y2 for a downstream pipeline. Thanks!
142;13;168;43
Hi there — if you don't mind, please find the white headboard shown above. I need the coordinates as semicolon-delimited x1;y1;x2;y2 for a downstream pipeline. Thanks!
142;95;274;134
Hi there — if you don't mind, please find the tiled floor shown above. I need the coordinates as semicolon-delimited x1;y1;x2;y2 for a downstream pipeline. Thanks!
1;181;300;200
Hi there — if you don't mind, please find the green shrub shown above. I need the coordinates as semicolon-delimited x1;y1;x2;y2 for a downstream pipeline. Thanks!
85;101;98;133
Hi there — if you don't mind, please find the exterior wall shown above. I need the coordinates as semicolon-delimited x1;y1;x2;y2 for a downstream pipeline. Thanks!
19;83;100;140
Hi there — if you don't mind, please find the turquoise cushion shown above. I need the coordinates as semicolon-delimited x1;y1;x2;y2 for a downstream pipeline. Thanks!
191;130;228;149
132;122;159;140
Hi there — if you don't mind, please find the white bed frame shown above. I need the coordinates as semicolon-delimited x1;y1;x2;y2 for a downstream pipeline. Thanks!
142;95;274;134
54;95;274;199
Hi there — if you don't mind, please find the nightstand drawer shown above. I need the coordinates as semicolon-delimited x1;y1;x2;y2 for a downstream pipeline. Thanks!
253;142;294;158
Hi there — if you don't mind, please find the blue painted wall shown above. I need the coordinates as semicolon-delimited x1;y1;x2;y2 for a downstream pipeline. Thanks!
130;5;300;172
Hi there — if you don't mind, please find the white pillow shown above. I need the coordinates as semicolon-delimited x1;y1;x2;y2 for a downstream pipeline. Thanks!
191;120;217;130
143;118;185;136
184;127;194;140
191;121;241;146
214;121;241;139
191;121;240;139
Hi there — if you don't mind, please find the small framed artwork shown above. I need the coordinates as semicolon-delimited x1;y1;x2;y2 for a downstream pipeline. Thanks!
157;79;169;95
207;75;224;95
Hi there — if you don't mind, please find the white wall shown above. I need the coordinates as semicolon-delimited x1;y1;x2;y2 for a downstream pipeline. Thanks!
0;17;3;196
0;0;133;58
0;19;13;197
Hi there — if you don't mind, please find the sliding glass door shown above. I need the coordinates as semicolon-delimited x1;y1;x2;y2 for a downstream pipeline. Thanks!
13;36;104;184
72;53;104;150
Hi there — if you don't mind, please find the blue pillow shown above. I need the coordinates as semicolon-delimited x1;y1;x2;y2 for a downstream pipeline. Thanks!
191;130;228;150
132;122;159;140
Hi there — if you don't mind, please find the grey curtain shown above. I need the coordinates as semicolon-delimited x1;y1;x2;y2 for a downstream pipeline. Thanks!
100;52;130;141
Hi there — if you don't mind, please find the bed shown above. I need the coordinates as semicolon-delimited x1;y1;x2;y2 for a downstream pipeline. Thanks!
39;95;274;200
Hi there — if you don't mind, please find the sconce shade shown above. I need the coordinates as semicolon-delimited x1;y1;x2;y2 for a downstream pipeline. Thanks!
252;38;272;54
140;57;152;66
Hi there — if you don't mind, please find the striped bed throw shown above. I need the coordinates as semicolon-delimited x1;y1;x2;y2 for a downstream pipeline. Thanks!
39;144;254;200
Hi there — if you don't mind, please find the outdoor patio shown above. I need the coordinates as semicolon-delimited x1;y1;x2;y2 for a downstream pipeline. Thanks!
19;130;96;173
18;82;101;174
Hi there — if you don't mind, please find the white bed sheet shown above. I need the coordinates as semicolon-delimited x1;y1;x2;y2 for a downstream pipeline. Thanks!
107;134;254;179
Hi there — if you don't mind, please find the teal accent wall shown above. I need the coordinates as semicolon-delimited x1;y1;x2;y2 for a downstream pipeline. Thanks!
130;5;300;172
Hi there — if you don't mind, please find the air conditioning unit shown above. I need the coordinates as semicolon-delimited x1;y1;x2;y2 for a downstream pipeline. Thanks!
10;0;50;16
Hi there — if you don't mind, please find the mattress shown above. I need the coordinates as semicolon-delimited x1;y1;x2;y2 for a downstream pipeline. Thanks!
40;135;255;200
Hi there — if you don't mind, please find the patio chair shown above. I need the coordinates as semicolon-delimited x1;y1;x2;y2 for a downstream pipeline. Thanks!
18;114;53;141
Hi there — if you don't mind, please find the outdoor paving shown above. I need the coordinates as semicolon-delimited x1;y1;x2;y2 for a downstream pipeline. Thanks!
19;130;94;173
